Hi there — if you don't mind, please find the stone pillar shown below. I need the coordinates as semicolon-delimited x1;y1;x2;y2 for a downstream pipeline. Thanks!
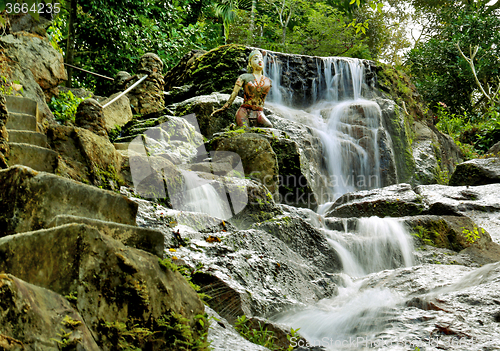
0;94;9;169
113;71;132;93
75;98;108;137
127;53;165;116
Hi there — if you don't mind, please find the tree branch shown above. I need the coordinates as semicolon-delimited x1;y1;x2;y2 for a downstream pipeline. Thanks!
455;42;491;101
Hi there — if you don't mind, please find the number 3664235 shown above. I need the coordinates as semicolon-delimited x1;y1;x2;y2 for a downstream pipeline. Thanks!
6;2;61;14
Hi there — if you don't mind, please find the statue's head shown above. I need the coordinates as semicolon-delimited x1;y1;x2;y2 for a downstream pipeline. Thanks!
247;50;264;73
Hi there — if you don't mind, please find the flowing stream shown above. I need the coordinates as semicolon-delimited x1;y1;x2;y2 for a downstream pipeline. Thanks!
263;54;417;349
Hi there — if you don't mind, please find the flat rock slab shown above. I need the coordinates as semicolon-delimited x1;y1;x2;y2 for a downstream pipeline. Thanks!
0;223;205;350
7;142;57;172
5;112;37;132
0;273;99;351
0;165;138;236
48;214;165;257
449;157;500;186
325;183;426;218
8;130;47;147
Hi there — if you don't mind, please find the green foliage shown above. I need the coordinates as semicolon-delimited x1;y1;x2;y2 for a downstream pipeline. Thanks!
64;0;223;94
406;5;500;116
435;102;500;157
411;225;434;246
234;315;280;350
0;76;23;96
158;258;210;302
48;90;90;123
461;226;484;244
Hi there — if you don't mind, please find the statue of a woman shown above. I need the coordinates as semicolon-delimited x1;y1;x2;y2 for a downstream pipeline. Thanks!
211;49;273;128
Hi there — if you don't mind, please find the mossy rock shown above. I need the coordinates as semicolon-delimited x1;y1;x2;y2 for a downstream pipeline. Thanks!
449;158;500;186
165;45;251;100
404;215;492;252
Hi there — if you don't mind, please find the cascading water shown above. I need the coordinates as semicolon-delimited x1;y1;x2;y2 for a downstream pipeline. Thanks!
265;54;390;202
263;52;416;349
178;170;231;220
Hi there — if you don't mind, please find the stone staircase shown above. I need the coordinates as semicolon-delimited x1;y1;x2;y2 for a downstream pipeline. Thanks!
5;96;58;172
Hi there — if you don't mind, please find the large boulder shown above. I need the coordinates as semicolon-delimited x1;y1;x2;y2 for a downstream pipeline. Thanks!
47;125;123;188
411;121;462;184
449;157;500;186
0;33;67;126
325;183;426;218
208;131;279;195
488;141;500;155
0;166;137;236
0;224;206;350
0;273;100;351
252;215;341;273
170;93;241;139
75;98;108;137
100;92;134;132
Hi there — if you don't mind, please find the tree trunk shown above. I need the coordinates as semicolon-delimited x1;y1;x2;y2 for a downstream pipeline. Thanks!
65;0;77;88
249;0;256;44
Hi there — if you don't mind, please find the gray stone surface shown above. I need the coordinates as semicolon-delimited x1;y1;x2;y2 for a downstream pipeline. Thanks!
5;112;37;131
0;165;138;236
0;33;66;125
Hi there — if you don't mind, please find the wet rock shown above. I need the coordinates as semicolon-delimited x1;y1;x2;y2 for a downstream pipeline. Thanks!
325;183;426;218
206;306;270;351
0;223;206;350
0;95;9;169
253;215;341;273
100;92;133;132
403;215;494;252
209;131;279;195
0;166;137;236
449;157;500;186
171;93;241;139
171;228;338;323
0;273;99;351
47;125;123;188
0;33;66;125
75;98;108;137
266;112;328;205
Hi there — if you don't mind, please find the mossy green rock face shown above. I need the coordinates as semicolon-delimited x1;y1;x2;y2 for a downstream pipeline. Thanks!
209;131;279;195
171;93;240;139
449;158;500;186
0;224;206;351
0;274;100;351
404;215;493;252
0;165;137;236
165;44;250;99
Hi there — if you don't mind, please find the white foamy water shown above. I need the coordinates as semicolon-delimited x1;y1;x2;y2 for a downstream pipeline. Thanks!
178;170;231;220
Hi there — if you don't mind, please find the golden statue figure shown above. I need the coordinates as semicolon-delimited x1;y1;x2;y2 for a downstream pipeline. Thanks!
211;49;273;128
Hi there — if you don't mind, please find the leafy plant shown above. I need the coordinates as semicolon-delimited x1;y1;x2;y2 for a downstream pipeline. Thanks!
462;226;484;244
48;90;91;123
234;315;279;350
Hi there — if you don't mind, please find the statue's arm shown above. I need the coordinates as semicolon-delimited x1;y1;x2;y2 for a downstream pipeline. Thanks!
211;78;243;117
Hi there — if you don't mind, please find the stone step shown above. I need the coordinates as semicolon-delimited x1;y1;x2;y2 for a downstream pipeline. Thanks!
6;112;37;132
47;215;164;258
7;143;58;173
8;130;48;147
5;95;38;117
113;142;129;150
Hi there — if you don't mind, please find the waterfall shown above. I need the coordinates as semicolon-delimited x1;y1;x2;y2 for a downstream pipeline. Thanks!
265;54;387;201
178;170;231;220
264;53;415;348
